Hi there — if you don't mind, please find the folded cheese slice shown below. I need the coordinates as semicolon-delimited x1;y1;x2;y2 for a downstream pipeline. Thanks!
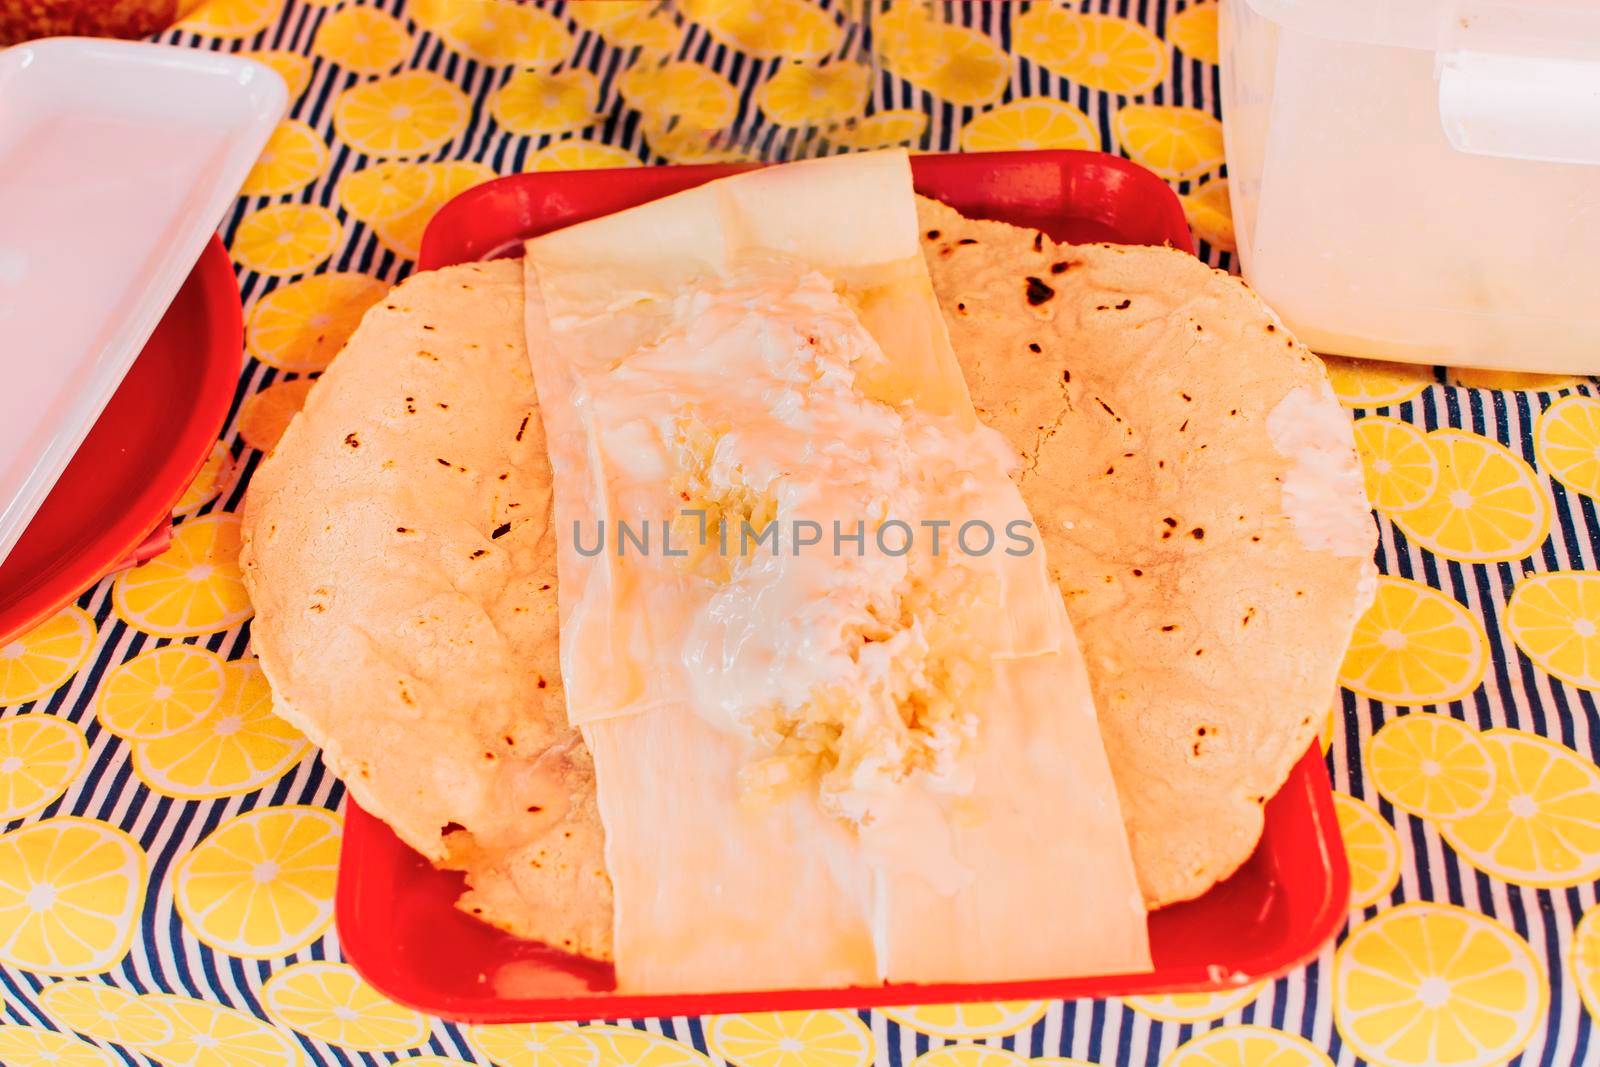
523;150;1150;991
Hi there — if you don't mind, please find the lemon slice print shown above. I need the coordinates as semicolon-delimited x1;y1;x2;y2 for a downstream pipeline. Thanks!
1181;178;1235;252
231;203;342;278
174;804;339;958
334;71;470;159
412;0;573;66
1167;3;1220;65
98;643;228;742
40;981;173;1049
172;442;235;517
1162;1024;1332;1067
1366;713;1494;820
0;605;96;707
910;1047;1026;1067
682;0;841;59
0;1025;118;1067
960;98;1098;153
1437;728;1600;888
0;817;146;976
567;2;682;51
641;121;753;165
1353;416;1439;513
238;377;317;454
177;0;283;38
619;62;739;132
1017;13;1168;96
238;120;328;198
248;273;388;374
262;959;430;1051
1505;571;1600;691
1334;902;1546;1067
758;63;871;128
1535;394;1600;501
881;1000;1048;1038
466;1021;600;1067
1125;982;1264;1023
525;140;640;172
243;51;312;100
491;69;601;136
907;26;1011;108
1333;792;1402;909
1447;368;1585;393
581;1026;712;1067
830;110;929;150
0;715;86;821
1112;105;1224;181
112;513;254;638
1574;905;1600;1023
1320;356;1435;410
1339;578;1489;706
370;161;496;260
1390;429;1552;564
140;993;303;1067
338;162;437;224
708;1011;873;1067
130;657;307;800
314;5;412;75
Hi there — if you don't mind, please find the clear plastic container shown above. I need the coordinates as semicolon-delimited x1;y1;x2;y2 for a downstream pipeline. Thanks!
1220;0;1600;372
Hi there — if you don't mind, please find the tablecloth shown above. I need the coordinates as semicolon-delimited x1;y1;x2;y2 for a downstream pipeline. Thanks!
2;2;1598;1065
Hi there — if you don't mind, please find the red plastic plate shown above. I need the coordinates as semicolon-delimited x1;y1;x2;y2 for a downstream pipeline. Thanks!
0;237;240;647
339;150;1350;1022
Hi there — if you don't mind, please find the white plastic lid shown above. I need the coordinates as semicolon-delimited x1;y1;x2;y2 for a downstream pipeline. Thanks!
0;38;285;568
1244;0;1600;56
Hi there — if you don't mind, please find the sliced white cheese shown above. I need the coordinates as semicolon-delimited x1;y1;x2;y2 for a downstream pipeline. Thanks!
522;149;1151;991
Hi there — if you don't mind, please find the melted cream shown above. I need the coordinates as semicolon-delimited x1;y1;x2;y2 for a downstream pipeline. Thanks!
1266;384;1378;559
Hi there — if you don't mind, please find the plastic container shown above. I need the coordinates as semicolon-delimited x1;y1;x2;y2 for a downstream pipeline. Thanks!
1220;0;1600;372
336;151;1350;1024
0;38;283;569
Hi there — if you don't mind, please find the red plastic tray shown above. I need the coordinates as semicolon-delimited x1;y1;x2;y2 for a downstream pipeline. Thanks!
0;237;239;647
339;151;1350;1022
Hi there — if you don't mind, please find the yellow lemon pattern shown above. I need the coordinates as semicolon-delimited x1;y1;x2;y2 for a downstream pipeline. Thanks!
314;5;413;75
262;959;431;1050
1333;792;1403;909
0;606;96;707
129;657;309;800
247;272;389;373
1339;578;1489;705
334;71;470;158
0;715;87;821
0;1025;118;1067
1366;713;1495;820
1534;394;1600;500
3;5;1592;1063
880;1001;1048;1038
1334;902;1546;1067
1125;982;1264;1023
1162;1025;1333;1067
1437;729;1600;888
1389;430;1552;564
491;69;601;136
112;513;254;638
171;441;235;516
707;1011;873;1067
173;805;340;957
465;1021;600;1067
0;817;146;976
960;98;1098;153
1506;571;1600;691
231;203;343;277
40;981;174;1049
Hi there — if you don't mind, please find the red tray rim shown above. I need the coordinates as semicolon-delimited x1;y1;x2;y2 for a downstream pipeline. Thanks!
339;150;1349;1022
0;236;240;647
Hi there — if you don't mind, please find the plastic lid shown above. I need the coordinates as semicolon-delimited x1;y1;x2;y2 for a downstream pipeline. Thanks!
0;38;284;568
1244;0;1600;57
